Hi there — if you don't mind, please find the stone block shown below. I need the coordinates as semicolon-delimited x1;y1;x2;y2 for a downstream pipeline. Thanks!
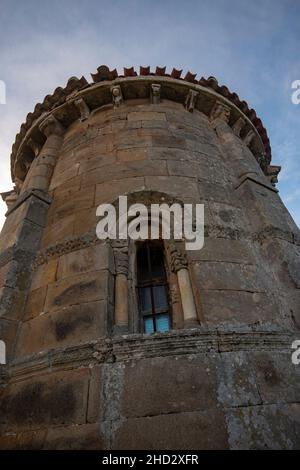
41;214;75;248
112;409;229;450
226;403;300;449
57;244;112;280
216;352;262;407
193;261;261;292
95;177;145;206
252;352;300;404
15;300;108;356
127;111;166;122
23;285;48;320
82;161;167;188
144;176;199;202
44;270;110;312
0;429;47;450
30;259;58;291
0;369;90;430
121;355;218;418
44;423;104;450
200;290;279;328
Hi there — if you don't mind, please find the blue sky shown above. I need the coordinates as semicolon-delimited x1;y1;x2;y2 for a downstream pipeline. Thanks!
0;0;299;229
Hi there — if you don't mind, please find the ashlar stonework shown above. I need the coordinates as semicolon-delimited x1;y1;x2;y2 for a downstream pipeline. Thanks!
0;65;299;449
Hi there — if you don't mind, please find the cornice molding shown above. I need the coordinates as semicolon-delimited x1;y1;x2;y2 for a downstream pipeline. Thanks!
10;65;272;184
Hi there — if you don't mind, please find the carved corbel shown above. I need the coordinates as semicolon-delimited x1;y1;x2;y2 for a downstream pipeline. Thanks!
232;117;246;136
111;85;123;107
185;89;198;112
210;101;231;124
243;129;255;146
1;189;18;209
39;115;65;138
27;138;42;157
266;165;281;187
74;98;90;121
151;84;161;104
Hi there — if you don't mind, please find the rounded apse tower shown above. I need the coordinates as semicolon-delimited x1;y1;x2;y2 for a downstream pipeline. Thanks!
0;65;299;449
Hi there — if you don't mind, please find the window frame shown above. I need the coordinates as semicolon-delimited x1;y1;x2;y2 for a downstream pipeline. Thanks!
136;241;172;333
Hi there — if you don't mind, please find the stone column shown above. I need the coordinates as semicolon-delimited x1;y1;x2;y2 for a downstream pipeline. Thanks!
112;242;129;334
23;115;65;193
169;243;198;327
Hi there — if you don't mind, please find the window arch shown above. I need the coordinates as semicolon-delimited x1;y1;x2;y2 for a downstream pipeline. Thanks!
136;242;171;334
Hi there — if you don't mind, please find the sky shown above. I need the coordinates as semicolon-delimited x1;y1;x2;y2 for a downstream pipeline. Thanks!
0;0;299;231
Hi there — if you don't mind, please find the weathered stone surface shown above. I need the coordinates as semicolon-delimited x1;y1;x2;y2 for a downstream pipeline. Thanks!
44;423;104;450
1;78;299;450
44;270;111;312
121;356;218;418
0;369;89;430
226;403;300;449
112;409;229;450
15;301;108;357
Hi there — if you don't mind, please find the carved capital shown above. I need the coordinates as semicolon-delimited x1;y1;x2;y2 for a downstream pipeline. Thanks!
210;101;231;123
232;117;246;136
39;115;65;138
168;243;188;273
74;98;90;121
185;89;198;112
111;85;123;107
112;240;129;275
151;83;161;104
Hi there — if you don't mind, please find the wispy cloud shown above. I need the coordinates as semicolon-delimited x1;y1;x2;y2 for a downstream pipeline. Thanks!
0;0;299;230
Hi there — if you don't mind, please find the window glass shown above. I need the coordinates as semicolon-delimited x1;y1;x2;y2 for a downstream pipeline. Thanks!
137;243;171;334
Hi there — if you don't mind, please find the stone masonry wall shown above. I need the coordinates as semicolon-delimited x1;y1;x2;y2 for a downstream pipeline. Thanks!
0;96;299;449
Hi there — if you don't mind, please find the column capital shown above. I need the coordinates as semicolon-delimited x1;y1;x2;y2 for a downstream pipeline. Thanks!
168;242;188;273
112;241;129;276
39;115;65;138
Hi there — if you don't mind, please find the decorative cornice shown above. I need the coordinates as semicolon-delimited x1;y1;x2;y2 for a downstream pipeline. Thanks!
10;65;272;184
31;231;102;270
6;329;297;383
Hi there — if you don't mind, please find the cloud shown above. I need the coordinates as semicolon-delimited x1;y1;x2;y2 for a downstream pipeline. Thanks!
0;0;299;231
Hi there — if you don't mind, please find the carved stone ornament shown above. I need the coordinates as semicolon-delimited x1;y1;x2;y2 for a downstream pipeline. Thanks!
112;240;129;276
39;115;65;138
232;117;246;136
185;89;198;112
210;101;231;123
151;83;161;104
111;85;123;107
243;129;255;146
74;98;90;121
168;242;188;273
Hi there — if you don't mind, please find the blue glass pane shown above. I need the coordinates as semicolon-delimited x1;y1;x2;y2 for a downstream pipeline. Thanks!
156;314;170;332
144;317;154;334
140;288;152;314
153;286;168;310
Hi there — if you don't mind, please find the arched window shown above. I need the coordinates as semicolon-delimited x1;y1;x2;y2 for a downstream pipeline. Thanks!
136;242;171;334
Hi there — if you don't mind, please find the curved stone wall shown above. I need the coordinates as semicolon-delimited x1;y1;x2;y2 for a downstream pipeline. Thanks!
0;72;299;449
